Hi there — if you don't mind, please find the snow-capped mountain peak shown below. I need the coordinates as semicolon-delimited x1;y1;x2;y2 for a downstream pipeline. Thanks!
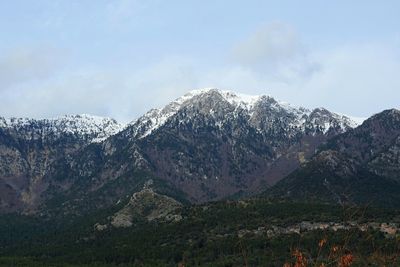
177;88;261;109
0;114;126;143
129;88;364;139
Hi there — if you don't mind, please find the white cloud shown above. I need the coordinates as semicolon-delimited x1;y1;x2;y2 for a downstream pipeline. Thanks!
0;46;64;90
231;22;319;82
232;22;300;66
298;42;400;116
222;41;400;117
0;24;399;122
0;56;198;122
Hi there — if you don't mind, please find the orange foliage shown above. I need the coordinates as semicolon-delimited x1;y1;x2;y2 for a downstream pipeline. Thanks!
318;238;327;248
293;249;307;267
339;253;354;267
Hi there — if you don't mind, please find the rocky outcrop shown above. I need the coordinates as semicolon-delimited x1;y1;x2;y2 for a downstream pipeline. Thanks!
110;187;182;228
236;221;400;239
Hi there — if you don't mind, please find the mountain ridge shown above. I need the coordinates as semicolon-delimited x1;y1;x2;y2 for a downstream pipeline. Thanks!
128;88;363;139
0;88;365;141
0;114;125;143
0;88;381;215
266;108;400;207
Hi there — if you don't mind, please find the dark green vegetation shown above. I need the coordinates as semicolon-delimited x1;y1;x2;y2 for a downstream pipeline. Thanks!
1;200;399;266
1;93;400;266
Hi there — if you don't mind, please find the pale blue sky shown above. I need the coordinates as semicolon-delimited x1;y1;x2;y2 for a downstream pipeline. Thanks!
1;0;399;121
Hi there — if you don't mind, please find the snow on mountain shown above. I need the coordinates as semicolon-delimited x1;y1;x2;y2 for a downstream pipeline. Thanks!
130;88;363;139
0;114;125;143
0;88;365;142
337;114;366;128
130;88;280;138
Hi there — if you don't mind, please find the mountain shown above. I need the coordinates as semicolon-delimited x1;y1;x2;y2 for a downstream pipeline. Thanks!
267;109;400;207
3;89;400;266
0;114;124;143
0;114;124;213
122;89;359;203
0;88;361;215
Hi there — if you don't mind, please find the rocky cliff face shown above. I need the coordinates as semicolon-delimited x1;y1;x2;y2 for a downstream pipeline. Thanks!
0;89;361;214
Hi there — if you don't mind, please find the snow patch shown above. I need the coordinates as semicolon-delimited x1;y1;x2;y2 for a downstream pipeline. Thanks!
1;114;125;143
130;88;361;139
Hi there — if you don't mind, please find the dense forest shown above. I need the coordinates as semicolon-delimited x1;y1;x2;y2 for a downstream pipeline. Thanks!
1;200;399;266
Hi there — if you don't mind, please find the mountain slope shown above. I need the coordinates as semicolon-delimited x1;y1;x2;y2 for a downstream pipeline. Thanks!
122;89;360;202
267;109;400;207
0;114;124;143
0;88;361;214
0;114;124;213
44;88;360;210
